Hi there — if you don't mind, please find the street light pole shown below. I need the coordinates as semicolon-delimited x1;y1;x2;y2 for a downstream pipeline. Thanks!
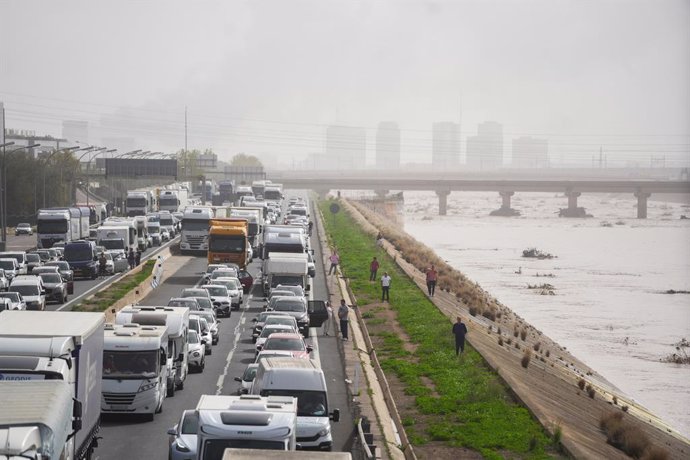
1;143;42;244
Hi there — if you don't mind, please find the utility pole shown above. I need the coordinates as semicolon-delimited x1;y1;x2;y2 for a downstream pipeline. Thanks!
184;105;188;153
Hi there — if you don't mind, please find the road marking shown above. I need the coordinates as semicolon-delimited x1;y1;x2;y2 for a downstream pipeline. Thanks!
215;309;247;395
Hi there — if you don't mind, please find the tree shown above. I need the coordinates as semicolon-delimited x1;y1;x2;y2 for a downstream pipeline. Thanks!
230;153;263;168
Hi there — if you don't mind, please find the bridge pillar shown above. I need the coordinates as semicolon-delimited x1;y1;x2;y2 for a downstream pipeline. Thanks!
490;191;520;216
634;191;651;219
559;190;590;217
500;191;514;209
436;189;450;215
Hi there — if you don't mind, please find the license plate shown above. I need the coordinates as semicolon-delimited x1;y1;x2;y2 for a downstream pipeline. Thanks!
109;404;129;411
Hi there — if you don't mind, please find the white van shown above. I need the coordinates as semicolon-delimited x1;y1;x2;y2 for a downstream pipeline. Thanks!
0;258;19;281
0;252;28;275
250;358;340;450
9;275;45;311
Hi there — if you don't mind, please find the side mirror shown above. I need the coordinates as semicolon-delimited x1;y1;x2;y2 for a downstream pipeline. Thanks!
167;428;177;436
330;409;341;422
72;399;83;431
234;377;242;382
306;346;313;353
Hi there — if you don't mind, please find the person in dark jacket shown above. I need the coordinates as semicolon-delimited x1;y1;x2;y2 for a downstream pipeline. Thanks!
452;316;468;355
135;249;142;266
127;249;135;269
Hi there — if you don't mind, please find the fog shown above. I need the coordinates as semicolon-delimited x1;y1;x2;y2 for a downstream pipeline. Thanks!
1;0;688;168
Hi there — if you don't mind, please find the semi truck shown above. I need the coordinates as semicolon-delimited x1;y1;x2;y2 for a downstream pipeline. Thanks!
159;189;188;213
0;311;105;460
0;381;83;460
96;226;133;252
115;305;190;397
36;207;84;248
126;190;155;217
262;252;311;295
218;180;235;204
207;218;249;268
180;206;214;255
229;207;262;249
263;184;283;202
133;215;150;250
196;394;298;458
101;323;169;420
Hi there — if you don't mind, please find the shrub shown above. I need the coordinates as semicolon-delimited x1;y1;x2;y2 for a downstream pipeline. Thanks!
545;349;551;358
498;337;504;346
520;329;527;341
506;338;512;345
469;306;479;316
612;395;618;406
482;308;496;321
514;342;520;350
513;329;519;338
642;445;670;460
586;384;596;399
622;405;629;412
497;327;502;335
521;350;531;368
533;341;541;352
578;379;586;390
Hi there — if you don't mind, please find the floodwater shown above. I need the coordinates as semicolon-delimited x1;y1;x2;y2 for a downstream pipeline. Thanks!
402;191;690;438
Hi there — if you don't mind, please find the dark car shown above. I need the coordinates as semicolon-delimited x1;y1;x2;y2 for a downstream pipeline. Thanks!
238;268;254;294
39;272;68;303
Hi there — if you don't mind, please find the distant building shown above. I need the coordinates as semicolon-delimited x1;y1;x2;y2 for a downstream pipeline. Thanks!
512;137;549;168
62;120;89;144
326;125;366;170
4;129;69;158
376;122;400;169
466;121;503;170
432;122;460;169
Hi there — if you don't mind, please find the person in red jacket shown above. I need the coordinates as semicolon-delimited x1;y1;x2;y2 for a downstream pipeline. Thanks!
425;264;438;296
369;257;379;281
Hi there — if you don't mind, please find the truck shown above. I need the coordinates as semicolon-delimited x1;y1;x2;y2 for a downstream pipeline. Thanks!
96;226;133;253
0;310;105;460
196;394;298;458
251;180;267;199
101;323;169;420
221;450;351;459
36;207;81;248
64;240;99;280
159;189;182;213
262;252;311;295
126;190;154;217
263;184;283;202
229;207;262;249
261;229;308;260
115;306;190;397
133;215;150;250
250;358;340;451
158;211;177;238
0;381;84;460
218;180;235;204
208;218;249;267
180;206;214;255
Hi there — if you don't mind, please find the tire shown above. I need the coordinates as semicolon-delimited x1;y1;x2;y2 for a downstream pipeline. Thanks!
206;347;212;356
167;380;175;397
146;413;155;422
176;379;184;390
200;358;205;372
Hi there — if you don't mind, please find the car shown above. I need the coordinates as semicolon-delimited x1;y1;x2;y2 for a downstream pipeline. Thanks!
264;290;296;307
251;310;292;343
160;228;170;242
0;291;26;310
253;349;295;364
108;251;130;273
167;297;201;311
190;296;215;315
25;253;43;274
32;249;53;263
200;284;233;317
262;314;299;334
209;277;243;308
14;223;33;235
0;298;13;311
0;269;9;291
209;268;238;282
233;363;258;395
186;331;205;372
275;284;305;298
255;324;300;356
192;310;220;345
260;332;313;360
38;272;69;304
202;263;227;283
267;296;310;335
167;410;198;460
43;261;74;294
9;276;45;311
181;288;211;299
190;315;213;355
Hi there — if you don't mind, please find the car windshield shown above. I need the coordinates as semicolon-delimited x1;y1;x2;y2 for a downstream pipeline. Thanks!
182;290;207;298
26;254;40;263
181;220;208;231
37;221;68;233
10;285;40;296
147;226;160;233
0;292;20;302
263;337;305;351
211;270;236;279
242;366;258;382
195;312;215;325
0;261;14;270
168;299;198;310
274;300;306;312
64;246;93;262
103;350;158;379
101;239;124;250
265;317;295;328
17;224;30;229
206;265;224;274
204;286;228;297
188;331;199;344
261;389;327;417
40;274;62;284
181;412;199;435
209;235;245;252
189;317;200;332
46;262;69;270
193;297;213;309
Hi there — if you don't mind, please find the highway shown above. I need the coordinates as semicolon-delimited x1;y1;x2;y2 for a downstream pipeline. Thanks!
93;201;355;459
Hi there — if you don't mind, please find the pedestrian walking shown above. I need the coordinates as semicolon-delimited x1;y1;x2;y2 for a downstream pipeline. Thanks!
337;299;349;340
328;250;340;275
369;257;379;281
452;316;468;355
135;249;142;266
308;220;314;237
127;248;135;269
376;232;384;249
322;301;333;336
425;264;438;297
380;272;391;301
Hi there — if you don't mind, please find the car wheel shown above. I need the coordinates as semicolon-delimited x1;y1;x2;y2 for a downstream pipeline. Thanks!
167;380;175;397
200;358;205;372
206;347;212;356
176;379;184;391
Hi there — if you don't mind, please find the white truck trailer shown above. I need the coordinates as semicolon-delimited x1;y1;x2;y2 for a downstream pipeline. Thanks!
0;311;105;460
0;381;83;460
115;306;189;397
262;252;310;296
196;394;298;458
36;207;82;248
101;323;169;420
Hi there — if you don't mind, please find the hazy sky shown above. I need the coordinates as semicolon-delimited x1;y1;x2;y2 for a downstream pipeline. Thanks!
1;0;689;167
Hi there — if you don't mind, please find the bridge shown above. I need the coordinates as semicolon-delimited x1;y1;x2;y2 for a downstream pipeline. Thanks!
268;175;690;218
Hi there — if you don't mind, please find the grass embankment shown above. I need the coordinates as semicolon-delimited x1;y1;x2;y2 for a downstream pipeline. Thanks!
319;200;557;459
72;260;156;312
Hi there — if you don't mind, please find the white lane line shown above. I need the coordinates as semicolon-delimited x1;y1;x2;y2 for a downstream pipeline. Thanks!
215;308;247;395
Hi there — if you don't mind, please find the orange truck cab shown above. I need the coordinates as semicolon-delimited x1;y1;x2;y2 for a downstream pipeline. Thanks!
207;218;249;267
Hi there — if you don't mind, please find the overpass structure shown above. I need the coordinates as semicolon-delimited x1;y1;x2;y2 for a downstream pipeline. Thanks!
271;176;690;218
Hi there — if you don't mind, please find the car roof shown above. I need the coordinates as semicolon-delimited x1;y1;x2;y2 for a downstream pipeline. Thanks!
265;332;303;339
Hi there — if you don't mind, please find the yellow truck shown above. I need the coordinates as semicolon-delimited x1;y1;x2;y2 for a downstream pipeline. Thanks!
207;218;249;267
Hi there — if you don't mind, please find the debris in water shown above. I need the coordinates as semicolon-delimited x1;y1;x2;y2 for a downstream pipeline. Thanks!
522;248;555;259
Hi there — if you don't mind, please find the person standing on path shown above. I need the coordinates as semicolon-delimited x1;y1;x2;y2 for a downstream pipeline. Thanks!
135;249;142;266
369;257;379;281
322;301;333;336
337;299;349;340
127;248;136;270
380;272;391;302
452;316;468;355
328;250;340;275
425;265;438;297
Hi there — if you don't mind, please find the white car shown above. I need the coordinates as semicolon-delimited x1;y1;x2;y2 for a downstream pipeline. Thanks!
167;410;198;460
255;324;298;356
193;310;219;345
0;269;9;291
210;277;243;308
254;349;295;364
9;276;45;311
190;315;213;355
201;284;233;317
187;330;205;372
234;363;258;395
0;292;25;310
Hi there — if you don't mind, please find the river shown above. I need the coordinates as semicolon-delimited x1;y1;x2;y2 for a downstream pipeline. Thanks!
400;190;690;438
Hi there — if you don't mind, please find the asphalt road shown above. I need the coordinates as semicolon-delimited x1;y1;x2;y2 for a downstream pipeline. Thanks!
95;198;355;459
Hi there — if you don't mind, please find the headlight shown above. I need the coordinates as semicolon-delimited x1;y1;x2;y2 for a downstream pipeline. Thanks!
138;381;158;392
192;352;200;357
318;426;331;437
175;439;191;453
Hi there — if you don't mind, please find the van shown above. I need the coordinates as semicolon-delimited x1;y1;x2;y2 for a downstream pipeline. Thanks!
0;258;20;281
63;240;98;279
250;358;340;450
0;252;28;275
9;276;46;311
